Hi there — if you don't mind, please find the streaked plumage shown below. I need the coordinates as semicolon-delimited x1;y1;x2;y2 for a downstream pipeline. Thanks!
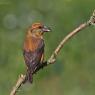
23;23;50;83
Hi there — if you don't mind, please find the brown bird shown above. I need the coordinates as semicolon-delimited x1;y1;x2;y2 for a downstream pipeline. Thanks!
23;23;51;83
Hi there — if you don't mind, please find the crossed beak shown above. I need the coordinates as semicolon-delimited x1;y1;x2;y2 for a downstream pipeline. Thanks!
42;26;51;32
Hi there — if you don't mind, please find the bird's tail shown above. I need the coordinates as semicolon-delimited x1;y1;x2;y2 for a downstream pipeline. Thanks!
23;70;33;84
23;69;33;84
26;70;33;83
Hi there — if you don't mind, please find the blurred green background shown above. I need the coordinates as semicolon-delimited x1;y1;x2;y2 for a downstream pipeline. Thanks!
0;0;95;95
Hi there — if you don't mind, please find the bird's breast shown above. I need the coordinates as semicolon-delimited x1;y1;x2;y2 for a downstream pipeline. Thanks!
24;36;41;52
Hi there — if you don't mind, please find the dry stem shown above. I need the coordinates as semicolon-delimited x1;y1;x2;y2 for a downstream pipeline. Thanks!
10;10;95;95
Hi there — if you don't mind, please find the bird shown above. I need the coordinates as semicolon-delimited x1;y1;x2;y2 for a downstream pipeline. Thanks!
23;23;51;83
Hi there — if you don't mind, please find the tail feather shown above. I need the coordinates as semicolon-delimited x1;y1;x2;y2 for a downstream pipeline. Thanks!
27;70;33;83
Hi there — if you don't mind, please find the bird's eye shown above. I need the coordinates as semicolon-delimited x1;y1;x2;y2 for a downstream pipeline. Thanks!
30;28;33;32
38;26;42;29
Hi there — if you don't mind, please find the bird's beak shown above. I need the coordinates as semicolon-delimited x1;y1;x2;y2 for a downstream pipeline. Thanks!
42;26;51;32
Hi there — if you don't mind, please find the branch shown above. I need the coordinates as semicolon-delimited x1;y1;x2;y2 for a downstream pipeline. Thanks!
10;10;95;95
10;75;26;95
47;9;95;64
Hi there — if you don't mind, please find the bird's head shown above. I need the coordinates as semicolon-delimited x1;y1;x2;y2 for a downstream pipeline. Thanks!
27;23;51;38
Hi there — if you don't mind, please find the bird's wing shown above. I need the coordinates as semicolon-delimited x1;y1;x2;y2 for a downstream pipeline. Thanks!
23;39;44;73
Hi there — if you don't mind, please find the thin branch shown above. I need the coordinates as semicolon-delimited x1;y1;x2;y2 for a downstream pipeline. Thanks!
10;10;95;95
10;75;26;95
47;22;89;64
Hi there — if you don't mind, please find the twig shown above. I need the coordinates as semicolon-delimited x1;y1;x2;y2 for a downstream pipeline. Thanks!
47;23;89;64
10;75;26;95
47;9;95;64
10;10;95;95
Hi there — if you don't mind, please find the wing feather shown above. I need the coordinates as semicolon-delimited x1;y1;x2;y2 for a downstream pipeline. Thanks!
23;38;44;82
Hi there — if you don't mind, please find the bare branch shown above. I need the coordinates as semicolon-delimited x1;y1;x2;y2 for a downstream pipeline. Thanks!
10;10;95;95
10;75;26;95
88;10;95;25
47;9;95;64
47;22;89;64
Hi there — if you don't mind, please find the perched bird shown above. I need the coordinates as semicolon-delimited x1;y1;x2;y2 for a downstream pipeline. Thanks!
23;23;51;83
